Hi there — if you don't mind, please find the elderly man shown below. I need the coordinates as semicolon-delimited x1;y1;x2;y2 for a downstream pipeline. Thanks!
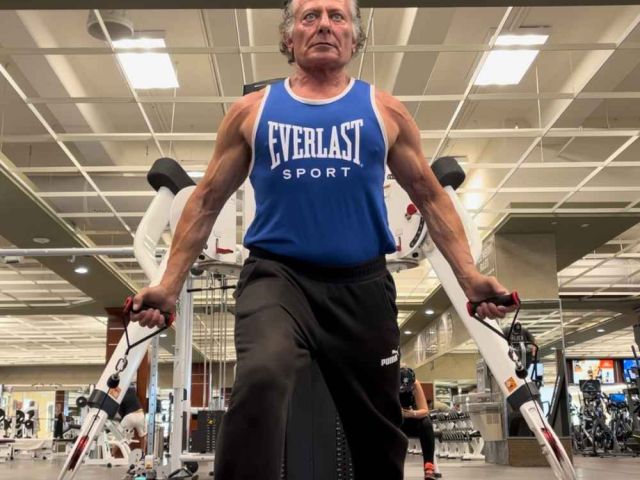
131;1;513;479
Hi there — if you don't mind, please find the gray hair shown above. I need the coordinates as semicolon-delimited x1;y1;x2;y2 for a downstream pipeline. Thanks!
278;0;367;64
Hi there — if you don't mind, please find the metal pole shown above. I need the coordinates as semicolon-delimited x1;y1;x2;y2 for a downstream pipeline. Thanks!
147;336;160;456
221;276;228;407
0;247;167;257
202;275;207;409
208;277;214;408
216;280;225;410
169;278;192;472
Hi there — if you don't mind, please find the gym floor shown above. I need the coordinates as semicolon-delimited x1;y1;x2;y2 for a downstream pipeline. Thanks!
1;455;638;479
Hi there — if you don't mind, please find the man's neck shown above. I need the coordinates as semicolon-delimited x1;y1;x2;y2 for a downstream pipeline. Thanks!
289;66;351;100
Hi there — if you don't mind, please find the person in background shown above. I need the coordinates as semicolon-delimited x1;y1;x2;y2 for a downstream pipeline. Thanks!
118;384;147;452
400;366;437;480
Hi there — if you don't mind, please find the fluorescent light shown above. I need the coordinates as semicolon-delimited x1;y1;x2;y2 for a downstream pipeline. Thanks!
113;38;179;89
425;309;435;315
404;330;412;335
74;266;89;274
475;34;548;86
494;34;549;46
160;333;168;338
597;328;605;333
188;171;205;179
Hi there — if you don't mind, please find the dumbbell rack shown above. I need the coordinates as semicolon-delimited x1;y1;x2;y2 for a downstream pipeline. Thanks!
432;411;485;461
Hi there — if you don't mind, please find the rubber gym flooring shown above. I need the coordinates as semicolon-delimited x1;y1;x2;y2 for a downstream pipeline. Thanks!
0;454;638;479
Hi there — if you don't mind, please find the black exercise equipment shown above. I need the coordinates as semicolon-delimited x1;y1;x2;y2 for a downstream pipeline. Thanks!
243;78;285;96
548;352;571;437
147;157;195;195
572;379;614;457
0;408;10;437
284;362;353;480
190;410;223;453
432;156;465;190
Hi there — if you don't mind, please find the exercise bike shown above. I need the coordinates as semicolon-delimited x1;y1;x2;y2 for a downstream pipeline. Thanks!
606;393;634;453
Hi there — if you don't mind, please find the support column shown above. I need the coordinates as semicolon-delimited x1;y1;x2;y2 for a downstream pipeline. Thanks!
484;232;574;466
190;363;209;409
493;233;559;299
54;390;67;416
54;390;67;439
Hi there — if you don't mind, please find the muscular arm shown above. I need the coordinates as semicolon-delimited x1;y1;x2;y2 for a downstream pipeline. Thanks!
159;93;261;300
377;91;478;295
376;91;513;318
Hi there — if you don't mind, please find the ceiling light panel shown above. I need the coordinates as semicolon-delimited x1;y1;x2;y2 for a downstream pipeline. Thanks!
475;34;549;86
113;38;179;89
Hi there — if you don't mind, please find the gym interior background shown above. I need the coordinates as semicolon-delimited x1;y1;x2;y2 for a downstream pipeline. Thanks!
0;1;640;479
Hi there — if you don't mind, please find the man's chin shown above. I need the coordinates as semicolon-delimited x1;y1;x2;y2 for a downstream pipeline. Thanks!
299;54;349;69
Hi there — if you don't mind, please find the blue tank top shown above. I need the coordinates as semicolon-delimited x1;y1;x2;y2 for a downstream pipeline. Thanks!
244;78;396;266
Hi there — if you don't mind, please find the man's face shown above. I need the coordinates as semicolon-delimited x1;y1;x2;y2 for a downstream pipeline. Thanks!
287;0;357;69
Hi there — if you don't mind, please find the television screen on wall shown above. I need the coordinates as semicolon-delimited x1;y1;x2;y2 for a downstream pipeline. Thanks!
623;359;638;381
572;359;615;384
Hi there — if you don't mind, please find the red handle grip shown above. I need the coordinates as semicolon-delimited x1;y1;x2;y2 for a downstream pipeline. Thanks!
123;296;175;328
466;291;520;317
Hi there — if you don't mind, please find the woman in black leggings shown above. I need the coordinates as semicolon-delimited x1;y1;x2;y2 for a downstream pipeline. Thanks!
400;366;437;480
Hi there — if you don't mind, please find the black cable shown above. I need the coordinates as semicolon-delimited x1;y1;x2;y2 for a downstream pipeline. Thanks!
186;284;236;293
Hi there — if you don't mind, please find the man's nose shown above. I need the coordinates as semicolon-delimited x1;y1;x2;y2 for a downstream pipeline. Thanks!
318;11;332;33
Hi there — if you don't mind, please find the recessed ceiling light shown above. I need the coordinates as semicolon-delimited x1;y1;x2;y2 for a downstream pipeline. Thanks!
475;34;549;86
160;333;168;338
597;328;605;333
425;309;435;315
550;221;558;226
187;171;205;179
568;340;576;344
74;266;89;274
404;330;412;335
551;347;557;350
581;223;590;228
32;237;50;244
113;37;179;89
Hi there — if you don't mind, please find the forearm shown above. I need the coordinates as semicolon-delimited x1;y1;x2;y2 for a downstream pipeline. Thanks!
419;190;478;293
404;408;429;419
160;189;224;298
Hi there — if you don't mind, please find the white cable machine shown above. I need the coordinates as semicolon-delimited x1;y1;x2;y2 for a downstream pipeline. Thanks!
26;154;576;480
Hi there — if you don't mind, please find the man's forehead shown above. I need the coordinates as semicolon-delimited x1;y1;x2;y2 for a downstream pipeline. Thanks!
294;0;351;13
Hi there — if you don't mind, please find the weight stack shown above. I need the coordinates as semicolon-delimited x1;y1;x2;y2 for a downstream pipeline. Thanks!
336;414;354;480
284;362;354;480
191;410;224;453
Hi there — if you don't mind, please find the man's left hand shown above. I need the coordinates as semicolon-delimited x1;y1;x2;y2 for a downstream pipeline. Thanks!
462;272;517;320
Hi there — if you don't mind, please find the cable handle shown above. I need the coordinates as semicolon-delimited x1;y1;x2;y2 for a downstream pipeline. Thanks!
123;296;175;328
466;291;521;317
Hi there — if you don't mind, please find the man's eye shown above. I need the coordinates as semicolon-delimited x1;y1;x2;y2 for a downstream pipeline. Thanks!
331;13;344;21
304;13;317;21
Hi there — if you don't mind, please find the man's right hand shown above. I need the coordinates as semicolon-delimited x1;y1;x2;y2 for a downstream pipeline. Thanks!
130;285;177;329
